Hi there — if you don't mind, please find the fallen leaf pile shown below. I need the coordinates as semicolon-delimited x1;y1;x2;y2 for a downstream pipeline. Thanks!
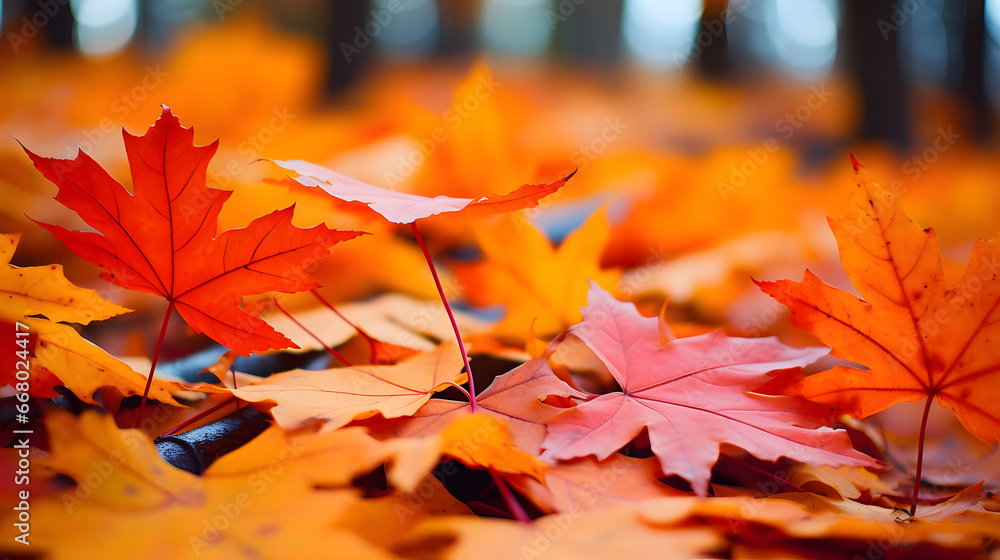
1;35;999;560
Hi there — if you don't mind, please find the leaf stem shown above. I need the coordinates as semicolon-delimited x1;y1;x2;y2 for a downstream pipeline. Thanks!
274;299;352;367
136;300;175;428
443;381;473;402
311;289;378;357
489;470;532;523
411;221;477;412
311;289;359;332
910;395;934;516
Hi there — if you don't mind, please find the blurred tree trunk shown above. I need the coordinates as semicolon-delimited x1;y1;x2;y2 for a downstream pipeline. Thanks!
842;0;911;150
437;0;482;55
4;0;75;50
961;0;991;141
696;0;731;80
325;1;372;94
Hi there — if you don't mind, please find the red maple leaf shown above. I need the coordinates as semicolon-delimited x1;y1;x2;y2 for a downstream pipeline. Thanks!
23;106;362;357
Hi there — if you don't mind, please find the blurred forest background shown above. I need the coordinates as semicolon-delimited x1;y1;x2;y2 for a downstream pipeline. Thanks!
2;0;999;333
3;0;997;144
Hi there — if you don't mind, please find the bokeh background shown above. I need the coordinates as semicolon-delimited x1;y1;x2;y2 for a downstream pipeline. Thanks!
2;0;999;336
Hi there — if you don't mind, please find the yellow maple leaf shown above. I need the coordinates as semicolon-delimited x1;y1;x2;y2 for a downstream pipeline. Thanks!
0;233;128;325
1;233;183;406
456;211;620;341
21;410;399;560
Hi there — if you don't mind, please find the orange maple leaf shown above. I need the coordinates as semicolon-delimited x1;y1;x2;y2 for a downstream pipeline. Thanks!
756;155;1000;515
